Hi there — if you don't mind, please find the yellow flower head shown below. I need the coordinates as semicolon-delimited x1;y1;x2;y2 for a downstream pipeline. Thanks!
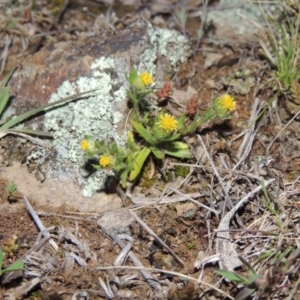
99;155;111;167
81;139;89;151
157;113;178;132
139;71;153;86
217;94;236;112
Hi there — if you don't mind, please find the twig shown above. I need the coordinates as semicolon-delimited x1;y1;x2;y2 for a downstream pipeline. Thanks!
4;277;41;299
166;185;220;215
216;178;275;270
94;265;234;300
23;196;58;252
1;230;52;284
129;209;185;267
197;134;236;215
170;162;263;181
193;0;209;56
106;230;162;291
266;107;300;153
127;192;205;205
233;97;264;169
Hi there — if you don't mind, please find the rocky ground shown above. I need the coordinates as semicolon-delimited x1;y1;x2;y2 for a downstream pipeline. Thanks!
0;1;300;299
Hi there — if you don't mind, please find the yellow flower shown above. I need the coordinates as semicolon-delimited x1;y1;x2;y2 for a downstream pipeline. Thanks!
217;94;236;112
99;155;111;167
80;139;89;151
157;113;178;132
139;71;153;86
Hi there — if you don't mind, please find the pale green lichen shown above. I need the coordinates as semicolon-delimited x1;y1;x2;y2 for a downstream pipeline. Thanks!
138;22;191;75
148;24;191;68
42;56;127;197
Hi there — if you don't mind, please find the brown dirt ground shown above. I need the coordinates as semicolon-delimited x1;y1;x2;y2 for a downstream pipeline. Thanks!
1;1;300;300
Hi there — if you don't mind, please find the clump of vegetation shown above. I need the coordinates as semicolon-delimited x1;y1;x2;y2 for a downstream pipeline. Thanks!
259;1;300;114
0;248;24;277
214;247;300;300
6;181;16;197
81;69;236;188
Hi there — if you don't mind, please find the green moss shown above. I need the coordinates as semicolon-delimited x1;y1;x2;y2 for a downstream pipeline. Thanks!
186;242;196;250
174;165;190;177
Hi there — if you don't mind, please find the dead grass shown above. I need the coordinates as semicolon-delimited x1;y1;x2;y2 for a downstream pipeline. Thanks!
1;1;300;300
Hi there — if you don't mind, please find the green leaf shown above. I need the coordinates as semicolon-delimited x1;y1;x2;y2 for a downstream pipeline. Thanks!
168;141;189;150
92;164;101;169
177;114;185;130
165;148;193;159
7;181;17;195
127;69;138;85
248;274;261;285
120;170;128;188
213;269;248;284
129;147;151;181
162;132;181;142
0;249;3;272
164;142;193;159
5;128;53;137
2;260;24;274
151;147;164;159
0;87;11;119
0;89;98;130
0;67;16;89
239;256;256;275
109;142;119;155
127;132;139;151
0;67;16;119
235;287;256;300
137;89;152;99
131;119;155;145
126;89;136;101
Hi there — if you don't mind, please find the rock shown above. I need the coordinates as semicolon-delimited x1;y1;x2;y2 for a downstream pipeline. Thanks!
206;0;273;44
175;202;197;219
2;19;191;210
97;209;134;236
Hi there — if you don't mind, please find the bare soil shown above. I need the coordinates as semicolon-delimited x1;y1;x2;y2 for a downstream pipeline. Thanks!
1;1;300;300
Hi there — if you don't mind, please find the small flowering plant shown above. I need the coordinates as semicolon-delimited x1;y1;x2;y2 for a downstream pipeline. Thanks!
81;68;237;190
126;69;154;119
129;112;193;181
81;135;134;187
213;94;236;119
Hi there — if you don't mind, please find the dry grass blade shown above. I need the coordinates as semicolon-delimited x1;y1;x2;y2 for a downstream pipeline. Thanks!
23;196;58;252
232;97;264;170
127;191;205;205
4;277;41;299
1;232;51;284
0;129;50;145
0;89;98;130
98;275;114;298
166;185;219;215
129;209;185;267
216;178;275;270
103;229;162;291
266;106;300;153
95;265;234;300
113;234;134;266
197;134;236;214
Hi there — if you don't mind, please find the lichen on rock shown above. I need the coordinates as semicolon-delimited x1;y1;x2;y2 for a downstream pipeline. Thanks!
31;20;191;198
43;56;127;197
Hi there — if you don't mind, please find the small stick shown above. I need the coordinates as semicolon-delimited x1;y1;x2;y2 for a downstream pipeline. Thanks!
167;185;219;215
129;210;185;267
23;196;58;252
94;265;234;300
107;231;162;291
